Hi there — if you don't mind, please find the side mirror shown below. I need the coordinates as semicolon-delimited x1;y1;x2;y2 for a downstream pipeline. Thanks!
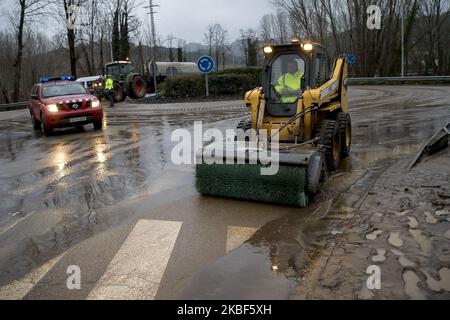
31;94;38;100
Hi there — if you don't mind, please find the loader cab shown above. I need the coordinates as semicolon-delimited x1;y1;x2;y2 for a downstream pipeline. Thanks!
262;41;330;117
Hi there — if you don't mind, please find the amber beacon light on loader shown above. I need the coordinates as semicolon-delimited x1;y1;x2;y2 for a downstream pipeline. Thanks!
195;39;352;207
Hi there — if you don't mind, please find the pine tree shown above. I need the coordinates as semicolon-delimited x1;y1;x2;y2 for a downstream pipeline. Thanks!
119;4;130;60
112;6;120;61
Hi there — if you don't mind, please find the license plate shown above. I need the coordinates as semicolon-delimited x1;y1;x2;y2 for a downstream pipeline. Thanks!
69;117;87;123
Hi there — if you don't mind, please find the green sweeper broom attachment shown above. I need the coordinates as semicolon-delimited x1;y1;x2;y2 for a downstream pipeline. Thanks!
195;142;326;207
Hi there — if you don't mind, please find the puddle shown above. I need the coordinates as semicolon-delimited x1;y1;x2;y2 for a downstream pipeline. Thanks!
179;243;296;300
407;217;418;229
399;256;416;268
424;212;438;224
391;249;404;256
179;157;398;299
372;249;386;262
388;232;403;248
421;268;450;292
409;229;432;255
356;285;375;300
445;230;450;239
422;270;443;292
403;270;426;300
439;268;450;291
366;230;383;241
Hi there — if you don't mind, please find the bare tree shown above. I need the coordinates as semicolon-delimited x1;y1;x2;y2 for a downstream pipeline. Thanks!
259;10;289;44
270;0;450;77
213;24;228;70
6;0;51;101
240;29;259;67
0;31;16;103
204;24;215;56
203;23;228;70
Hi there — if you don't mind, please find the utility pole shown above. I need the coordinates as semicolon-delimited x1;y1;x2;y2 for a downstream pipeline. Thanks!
146;0;159;93
401;0;405;78
166;34;177;62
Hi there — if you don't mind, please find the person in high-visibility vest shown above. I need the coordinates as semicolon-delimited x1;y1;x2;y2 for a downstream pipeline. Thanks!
105;76;114;108
274;59;304;103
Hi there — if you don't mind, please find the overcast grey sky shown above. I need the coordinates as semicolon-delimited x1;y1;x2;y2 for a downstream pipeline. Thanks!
0;0;275;43
142;0;274;43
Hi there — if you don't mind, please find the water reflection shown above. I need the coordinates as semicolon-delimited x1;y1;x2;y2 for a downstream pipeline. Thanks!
53;146;69;178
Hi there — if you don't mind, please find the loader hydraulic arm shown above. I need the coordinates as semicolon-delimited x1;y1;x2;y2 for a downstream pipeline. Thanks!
316;58;349;112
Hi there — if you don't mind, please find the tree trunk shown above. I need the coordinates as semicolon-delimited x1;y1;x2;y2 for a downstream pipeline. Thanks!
215;49;219;71
64;0;78;77
99;31;104;75
13;0;26;102
67;28;78;77
222;48;226;70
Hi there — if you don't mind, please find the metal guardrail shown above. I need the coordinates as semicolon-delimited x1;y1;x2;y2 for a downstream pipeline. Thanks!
349;76;450;83
0;102;28;112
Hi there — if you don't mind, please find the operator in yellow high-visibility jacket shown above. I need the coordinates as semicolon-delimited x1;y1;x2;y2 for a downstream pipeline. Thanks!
274;60;304;103
105;76;114;108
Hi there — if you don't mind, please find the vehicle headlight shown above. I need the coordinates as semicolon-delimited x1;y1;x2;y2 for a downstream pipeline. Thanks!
92;100;100;108
47;104;58;113
263;46;273;54
303;42;314;51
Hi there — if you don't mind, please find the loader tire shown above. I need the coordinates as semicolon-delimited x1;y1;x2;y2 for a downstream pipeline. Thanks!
316;119;341;171
337;112;352;159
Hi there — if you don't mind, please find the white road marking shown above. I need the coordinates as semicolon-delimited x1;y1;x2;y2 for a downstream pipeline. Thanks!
0;211;35;237
226;226;257;253
0;254;64;300
87;219;182;300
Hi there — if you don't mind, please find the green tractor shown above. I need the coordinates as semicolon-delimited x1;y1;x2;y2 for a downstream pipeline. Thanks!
105;61;148;102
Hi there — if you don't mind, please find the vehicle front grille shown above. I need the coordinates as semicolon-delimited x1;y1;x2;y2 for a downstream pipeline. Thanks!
56;100;93;111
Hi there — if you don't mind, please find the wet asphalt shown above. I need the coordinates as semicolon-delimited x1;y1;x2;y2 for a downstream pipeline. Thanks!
0;86;449;299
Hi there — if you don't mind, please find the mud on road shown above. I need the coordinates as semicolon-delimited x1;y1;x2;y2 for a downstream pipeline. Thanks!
0;86;449;300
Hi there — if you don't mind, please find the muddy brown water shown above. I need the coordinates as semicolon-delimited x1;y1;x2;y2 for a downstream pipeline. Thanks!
0;86;450;297
180;86;450;299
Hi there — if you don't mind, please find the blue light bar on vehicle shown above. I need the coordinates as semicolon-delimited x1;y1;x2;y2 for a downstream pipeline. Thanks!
40;76;75;83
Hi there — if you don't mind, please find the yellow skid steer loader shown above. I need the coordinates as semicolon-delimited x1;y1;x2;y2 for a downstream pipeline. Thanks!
196;39;351;207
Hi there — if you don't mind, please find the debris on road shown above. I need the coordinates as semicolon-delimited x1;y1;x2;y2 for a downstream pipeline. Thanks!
408;123;450;170
295;147;450;300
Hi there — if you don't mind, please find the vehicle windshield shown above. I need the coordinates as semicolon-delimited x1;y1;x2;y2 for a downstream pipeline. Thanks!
269;54;305;104
42;83;87;98
106;63;133;76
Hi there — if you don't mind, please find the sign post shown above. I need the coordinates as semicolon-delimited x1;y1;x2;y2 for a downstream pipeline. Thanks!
197;55;215;97
344;54;356;65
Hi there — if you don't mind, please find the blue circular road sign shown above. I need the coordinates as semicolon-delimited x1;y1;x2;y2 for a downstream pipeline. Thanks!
197;56;215;74
345;54;356;64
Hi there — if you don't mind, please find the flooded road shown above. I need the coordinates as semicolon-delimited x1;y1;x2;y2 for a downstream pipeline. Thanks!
0;86;449;299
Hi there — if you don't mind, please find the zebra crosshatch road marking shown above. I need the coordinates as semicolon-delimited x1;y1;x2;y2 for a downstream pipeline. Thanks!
0;217;263;300
88;220;183;300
